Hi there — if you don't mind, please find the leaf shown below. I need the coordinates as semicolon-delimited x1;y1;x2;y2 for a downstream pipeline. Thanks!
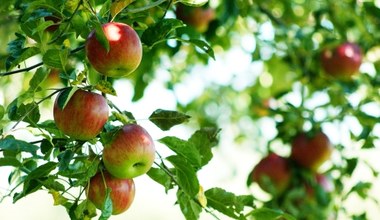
58;150;75;171
92;21;110;52
160;136;201;168
166;155;199;197
187;39;215;60
0;136;39;154
141;18;184;47
149;109;191;131
0;105;4;120
179;0;209;7
197;185;207;207
28;67;49;92
99;187;113;220
0;157;22;167
110;0;133;19
49;189;69;206
7;101;40;125
205;187;255;218
43;48;70;69
5;33;40;70
75;200;97;220
95;80;117;96
147;167;173;192
43;176;66;191
188;127;220;166
56;87;78;110
177;189;202;220
25;162;58;181
250;207;296;220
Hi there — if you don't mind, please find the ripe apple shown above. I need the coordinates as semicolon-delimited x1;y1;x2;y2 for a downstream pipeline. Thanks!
250;153;291;195
320;42;363;77
175;4;216;33
290;131;333;171
87;171;135;215
53;89;109;140
85;22;142;78
102;124;156;179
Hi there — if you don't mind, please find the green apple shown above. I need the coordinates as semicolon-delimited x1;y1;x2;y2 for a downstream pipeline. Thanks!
103;124;155;179
87;171;135;215
53;89;109;140
85;22;142;77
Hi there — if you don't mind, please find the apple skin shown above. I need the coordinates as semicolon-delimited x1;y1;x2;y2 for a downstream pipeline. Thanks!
53;89;109;140
103;124;156;179
175;4;216;33
290;132;333;171
250;153;291;195
320;42;362;77
87;171;135;215
85;22;142;78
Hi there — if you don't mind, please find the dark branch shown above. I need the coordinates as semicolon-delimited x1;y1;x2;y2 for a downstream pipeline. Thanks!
0;45;85;77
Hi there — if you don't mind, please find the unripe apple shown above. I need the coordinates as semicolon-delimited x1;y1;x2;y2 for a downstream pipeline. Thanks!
290;131;333;171
103;124;155;179
175;4;216;33
250;153;291;195
53;89;109;140
320;42;362;77
87;171;135;215
85;22;142;77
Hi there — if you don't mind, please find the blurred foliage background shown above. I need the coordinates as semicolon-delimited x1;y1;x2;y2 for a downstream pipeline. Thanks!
1;0;380;219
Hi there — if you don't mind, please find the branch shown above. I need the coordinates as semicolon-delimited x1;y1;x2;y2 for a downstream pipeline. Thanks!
0;45;85;77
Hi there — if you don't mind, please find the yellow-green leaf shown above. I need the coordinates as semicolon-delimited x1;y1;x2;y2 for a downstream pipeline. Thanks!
95;80;117;96
111;0;134;19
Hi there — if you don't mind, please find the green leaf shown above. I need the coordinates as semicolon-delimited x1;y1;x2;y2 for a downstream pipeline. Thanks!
7;102;40;125
5;33;39;70
110;0;133;19
56;87;78;110
92;21;110;52
0;157;22;167
250;207;295;220
0;104;4;120
99;187;113;220
188;127;219;166
177;189;202;220
58;150;75;171
28;67;49;92
160;136;201;168
166;155;199;197
42;48;69;69
205;187;254;218
141;18;184;47
147;167;173;192
75;199;97;219
187;39;215;60
350;182;372;199
149;109;191;131
0;136;39;154
43;176;66;191
95;80;117;96
26;162;58;181
179;0;209;7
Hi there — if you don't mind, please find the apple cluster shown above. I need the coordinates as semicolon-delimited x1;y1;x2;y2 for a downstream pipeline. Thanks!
52;22;155;215
248;131;334;208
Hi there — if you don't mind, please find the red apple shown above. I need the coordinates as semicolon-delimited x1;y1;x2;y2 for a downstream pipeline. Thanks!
87;171;135;215
53;89;109;140
85;22;142;78
175;4;216;33
103;124;155;179
290;131;333;171
250;153;291;195
320;42;362;77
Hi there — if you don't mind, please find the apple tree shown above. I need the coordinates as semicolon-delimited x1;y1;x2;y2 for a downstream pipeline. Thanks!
1;0;380;220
